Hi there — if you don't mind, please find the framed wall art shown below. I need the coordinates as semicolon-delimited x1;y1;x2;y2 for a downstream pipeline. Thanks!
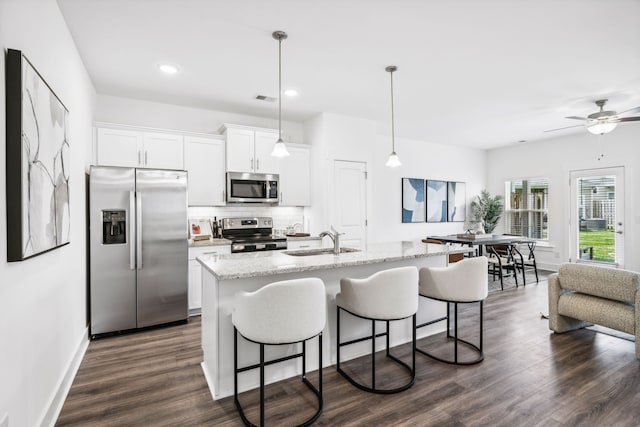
402;178;425;223
6;49;70;262
447;181;466;222
426;179;447;222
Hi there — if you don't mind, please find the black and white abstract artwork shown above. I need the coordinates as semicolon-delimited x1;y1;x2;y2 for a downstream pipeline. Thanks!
447;181;466;222
426;180;447;223
6;49;70;261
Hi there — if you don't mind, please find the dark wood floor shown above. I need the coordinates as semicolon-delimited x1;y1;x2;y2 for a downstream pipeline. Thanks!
57;275;640;426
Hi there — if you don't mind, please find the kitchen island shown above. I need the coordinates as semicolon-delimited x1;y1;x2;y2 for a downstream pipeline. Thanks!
198;240;472;399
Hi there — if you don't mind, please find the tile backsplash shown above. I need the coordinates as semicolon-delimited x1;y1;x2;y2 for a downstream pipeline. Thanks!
188;206;307;235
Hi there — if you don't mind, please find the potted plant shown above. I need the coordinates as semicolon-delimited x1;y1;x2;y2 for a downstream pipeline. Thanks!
470;190;504;234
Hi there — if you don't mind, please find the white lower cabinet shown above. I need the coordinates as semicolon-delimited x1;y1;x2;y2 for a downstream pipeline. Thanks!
188;244;231;313
287;238;322;250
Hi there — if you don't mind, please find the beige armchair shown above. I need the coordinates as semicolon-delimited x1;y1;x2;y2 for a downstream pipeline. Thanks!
548;263;640;359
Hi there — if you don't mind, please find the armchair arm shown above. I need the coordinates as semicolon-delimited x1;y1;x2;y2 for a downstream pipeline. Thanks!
547;272;590;333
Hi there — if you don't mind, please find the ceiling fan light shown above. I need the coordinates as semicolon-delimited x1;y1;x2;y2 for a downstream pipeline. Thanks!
587;121;617;135
271;138;290;157
385;151;402;168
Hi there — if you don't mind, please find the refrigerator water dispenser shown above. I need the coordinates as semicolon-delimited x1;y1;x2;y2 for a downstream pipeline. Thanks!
102;210;126;244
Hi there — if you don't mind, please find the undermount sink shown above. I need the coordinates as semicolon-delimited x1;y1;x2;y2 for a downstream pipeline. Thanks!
283;247;360;256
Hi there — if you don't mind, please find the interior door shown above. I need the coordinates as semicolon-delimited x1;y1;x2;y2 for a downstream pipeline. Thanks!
569;167;624;267
332;160;367;249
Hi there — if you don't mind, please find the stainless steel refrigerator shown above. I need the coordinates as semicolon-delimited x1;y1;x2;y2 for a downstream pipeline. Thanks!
89;166;188;337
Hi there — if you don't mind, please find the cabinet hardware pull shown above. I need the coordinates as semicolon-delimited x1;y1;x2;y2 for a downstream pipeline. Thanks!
138;151;141;165
256;158;260;170
129;191;136;270
136;192;143;270
144;151;148;165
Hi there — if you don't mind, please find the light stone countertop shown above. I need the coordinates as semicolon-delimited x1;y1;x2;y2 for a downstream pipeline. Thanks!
188;238;232;247
197;240;473;280
286;235;322;241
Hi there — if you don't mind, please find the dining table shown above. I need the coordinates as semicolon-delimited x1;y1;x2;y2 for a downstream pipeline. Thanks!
426;234;535;257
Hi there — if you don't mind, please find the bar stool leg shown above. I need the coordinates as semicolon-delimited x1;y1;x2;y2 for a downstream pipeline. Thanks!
260;344;265;427
371;319;376;390
336;307;341;372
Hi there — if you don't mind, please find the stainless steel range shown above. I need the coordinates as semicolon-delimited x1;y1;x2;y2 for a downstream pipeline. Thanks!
221;217;287;253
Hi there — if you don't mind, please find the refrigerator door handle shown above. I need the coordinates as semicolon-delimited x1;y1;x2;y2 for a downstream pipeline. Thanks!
136;191;143;270
129;191;136;270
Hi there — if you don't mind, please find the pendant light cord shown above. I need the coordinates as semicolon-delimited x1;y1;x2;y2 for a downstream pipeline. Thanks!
390;69;395;152
278;36;282;141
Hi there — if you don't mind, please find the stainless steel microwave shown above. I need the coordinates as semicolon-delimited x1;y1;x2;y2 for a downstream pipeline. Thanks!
226;172;279;204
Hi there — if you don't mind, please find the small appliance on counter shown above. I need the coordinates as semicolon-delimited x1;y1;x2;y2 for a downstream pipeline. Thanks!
189;218;212;241
221;217;287;253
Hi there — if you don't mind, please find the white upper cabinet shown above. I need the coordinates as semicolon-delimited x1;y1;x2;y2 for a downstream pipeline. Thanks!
95;128;143;168
95;126;184;170
184;135;226;206
225;127;255;173
253;131;280;174
279;144;311;206
142;132;184;169
222;125;280;175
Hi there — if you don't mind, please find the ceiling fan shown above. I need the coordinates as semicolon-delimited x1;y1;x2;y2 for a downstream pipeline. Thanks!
545;99;640;135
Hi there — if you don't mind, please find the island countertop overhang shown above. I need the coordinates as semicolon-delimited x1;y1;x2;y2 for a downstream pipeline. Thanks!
197;241;474;280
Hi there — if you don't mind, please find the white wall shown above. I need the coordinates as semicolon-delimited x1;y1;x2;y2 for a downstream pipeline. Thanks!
371;134;487;243
95;94;306;143
0;0;95;426
305;112;487;242
487;126;640;271
305;113;376;237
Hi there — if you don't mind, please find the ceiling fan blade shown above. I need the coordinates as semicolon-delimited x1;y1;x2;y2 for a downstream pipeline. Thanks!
565;116;587;121
617;116;640;122
616;106;640;117
544;124;585;133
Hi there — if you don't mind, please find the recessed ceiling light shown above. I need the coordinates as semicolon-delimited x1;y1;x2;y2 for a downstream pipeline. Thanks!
283;89;298;97
158;64;179;75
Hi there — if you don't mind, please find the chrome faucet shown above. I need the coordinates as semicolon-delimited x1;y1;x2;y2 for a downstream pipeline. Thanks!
319;226;343;255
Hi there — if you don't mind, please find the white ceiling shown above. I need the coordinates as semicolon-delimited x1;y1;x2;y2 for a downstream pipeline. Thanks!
57;0;640;149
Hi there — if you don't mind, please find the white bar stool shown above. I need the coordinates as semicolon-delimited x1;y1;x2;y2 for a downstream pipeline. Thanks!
232;277;326;426
336;266;418;394
417;256;488;365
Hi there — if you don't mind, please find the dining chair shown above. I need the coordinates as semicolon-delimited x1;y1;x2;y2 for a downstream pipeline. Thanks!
486;244;521;290
422;239;464;263
503;234;539;284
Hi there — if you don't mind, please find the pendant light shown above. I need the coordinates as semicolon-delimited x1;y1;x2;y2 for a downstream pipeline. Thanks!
271;30;290;158
385;65;401;167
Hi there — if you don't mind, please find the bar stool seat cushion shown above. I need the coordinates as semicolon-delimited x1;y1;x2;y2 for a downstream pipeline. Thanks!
336;266;418;320
419;256;489;302
232;277;326;344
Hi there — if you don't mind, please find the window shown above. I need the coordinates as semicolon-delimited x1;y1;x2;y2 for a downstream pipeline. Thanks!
505;178;548;240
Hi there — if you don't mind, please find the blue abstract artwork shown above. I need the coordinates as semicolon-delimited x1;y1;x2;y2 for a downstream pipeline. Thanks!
402;178;425;223
448;181;466;222
427;180;447;222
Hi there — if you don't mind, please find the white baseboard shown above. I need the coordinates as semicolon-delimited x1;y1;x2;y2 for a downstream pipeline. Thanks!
201;361;217;401
39;328;89;427
538;262;560;272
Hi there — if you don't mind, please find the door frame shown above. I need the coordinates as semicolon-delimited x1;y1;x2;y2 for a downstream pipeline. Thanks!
568;166;625;268
329;159;369;248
